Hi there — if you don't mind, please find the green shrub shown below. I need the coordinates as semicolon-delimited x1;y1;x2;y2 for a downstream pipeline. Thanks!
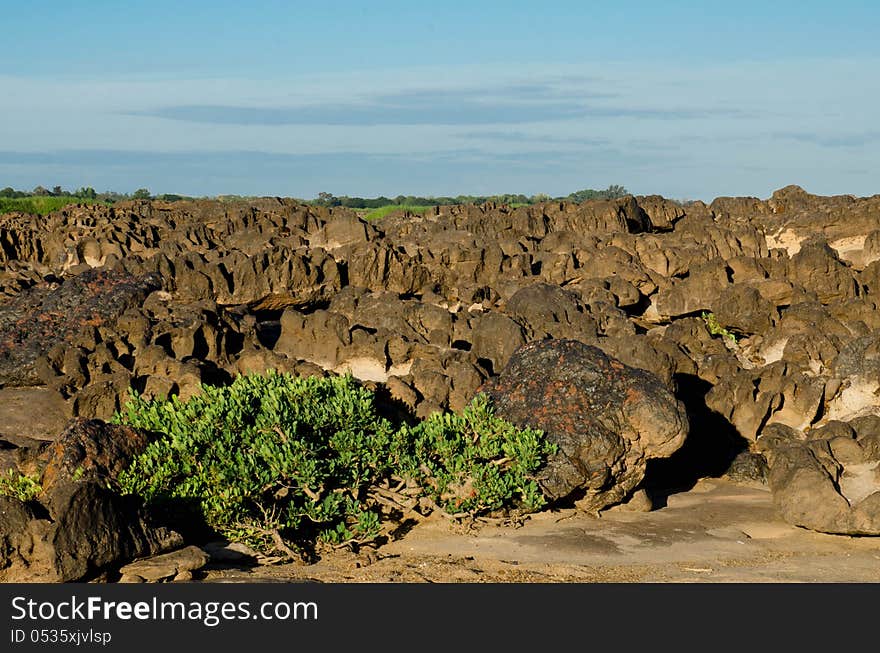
402;395;551;515
0;470;42;502
701;311;737;343
115;371;553;557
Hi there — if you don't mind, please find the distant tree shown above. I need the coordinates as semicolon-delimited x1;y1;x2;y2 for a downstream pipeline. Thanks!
565;185;629;203
604;184;629;198
338;196;366;208
52;185;64;196
0;187;17;198
75;187;97;199
32;185;50;196
131;188;152;200
158;193;184;202
314;192;340;207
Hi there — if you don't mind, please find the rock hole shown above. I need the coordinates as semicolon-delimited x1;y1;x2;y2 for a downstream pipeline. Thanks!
256;321;282;349
224;330;245;358
476;357;495;376
154;333;173;357
642;373;749;506
336;260;349;287
623;294;653;317
117;353;136;371
191;329;209;360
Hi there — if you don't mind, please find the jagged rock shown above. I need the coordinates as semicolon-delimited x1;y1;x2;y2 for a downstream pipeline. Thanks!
71;371;132;420
765;429;880;535
308;213;375;250
724;451;769;485
0;496;37;575
470;312;526;374
479;339;688;511
637;195;685;231
651;261;729;319
38;418;154;493
711;284;776;335
275;308;351;368
505;283;597;341
788;241;860;304
5;189;880;544
0;387;72;441
595;334;683;387
822;332;880;423
118;545;210;583
706;361;825;440
0;269;161;386
0;480;182;582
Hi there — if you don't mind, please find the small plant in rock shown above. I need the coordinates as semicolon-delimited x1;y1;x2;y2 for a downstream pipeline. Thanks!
0;470;42;502
701;311;737;344
115;371;554;559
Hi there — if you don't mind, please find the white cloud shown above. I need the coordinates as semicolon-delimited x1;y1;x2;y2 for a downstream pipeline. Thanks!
1;57;878;198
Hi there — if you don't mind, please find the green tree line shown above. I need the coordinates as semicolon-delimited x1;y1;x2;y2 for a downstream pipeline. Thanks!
0;184;629;208
311;185;629;208
0;185;174;202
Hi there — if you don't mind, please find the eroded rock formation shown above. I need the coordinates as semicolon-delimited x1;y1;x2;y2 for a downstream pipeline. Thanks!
2;185;880;537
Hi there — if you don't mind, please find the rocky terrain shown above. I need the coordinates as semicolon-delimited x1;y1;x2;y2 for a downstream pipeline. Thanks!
2;184;880;581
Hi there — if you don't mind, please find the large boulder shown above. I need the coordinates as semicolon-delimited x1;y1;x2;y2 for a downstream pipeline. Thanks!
505;283;597;341
479;339;688;511
0;480;182;582
38;418;155;492
0;418;181;581
762;421;880;535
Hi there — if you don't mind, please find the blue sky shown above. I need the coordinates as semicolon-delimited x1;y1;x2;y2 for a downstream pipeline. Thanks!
1;1;878;199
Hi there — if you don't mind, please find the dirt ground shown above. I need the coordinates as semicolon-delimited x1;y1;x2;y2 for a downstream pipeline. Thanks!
202;479;880;583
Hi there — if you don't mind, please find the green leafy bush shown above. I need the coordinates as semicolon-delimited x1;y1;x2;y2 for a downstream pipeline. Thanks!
115;371;553;557
402;395;551;516
701;311;737;343
0;470;42;502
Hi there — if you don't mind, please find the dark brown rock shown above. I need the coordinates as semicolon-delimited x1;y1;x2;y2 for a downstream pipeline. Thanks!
479;339;688;511
711;284;776;335
38;418;154;493
0;480;182;582
470;312;526;374
505;283;597;341
0;269;161;387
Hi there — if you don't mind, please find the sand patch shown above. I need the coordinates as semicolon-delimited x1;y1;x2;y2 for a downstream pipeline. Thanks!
766;228;805;256
333;358;413;383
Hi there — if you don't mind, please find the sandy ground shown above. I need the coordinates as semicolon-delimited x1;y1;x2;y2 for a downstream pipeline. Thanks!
202;479;880;583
